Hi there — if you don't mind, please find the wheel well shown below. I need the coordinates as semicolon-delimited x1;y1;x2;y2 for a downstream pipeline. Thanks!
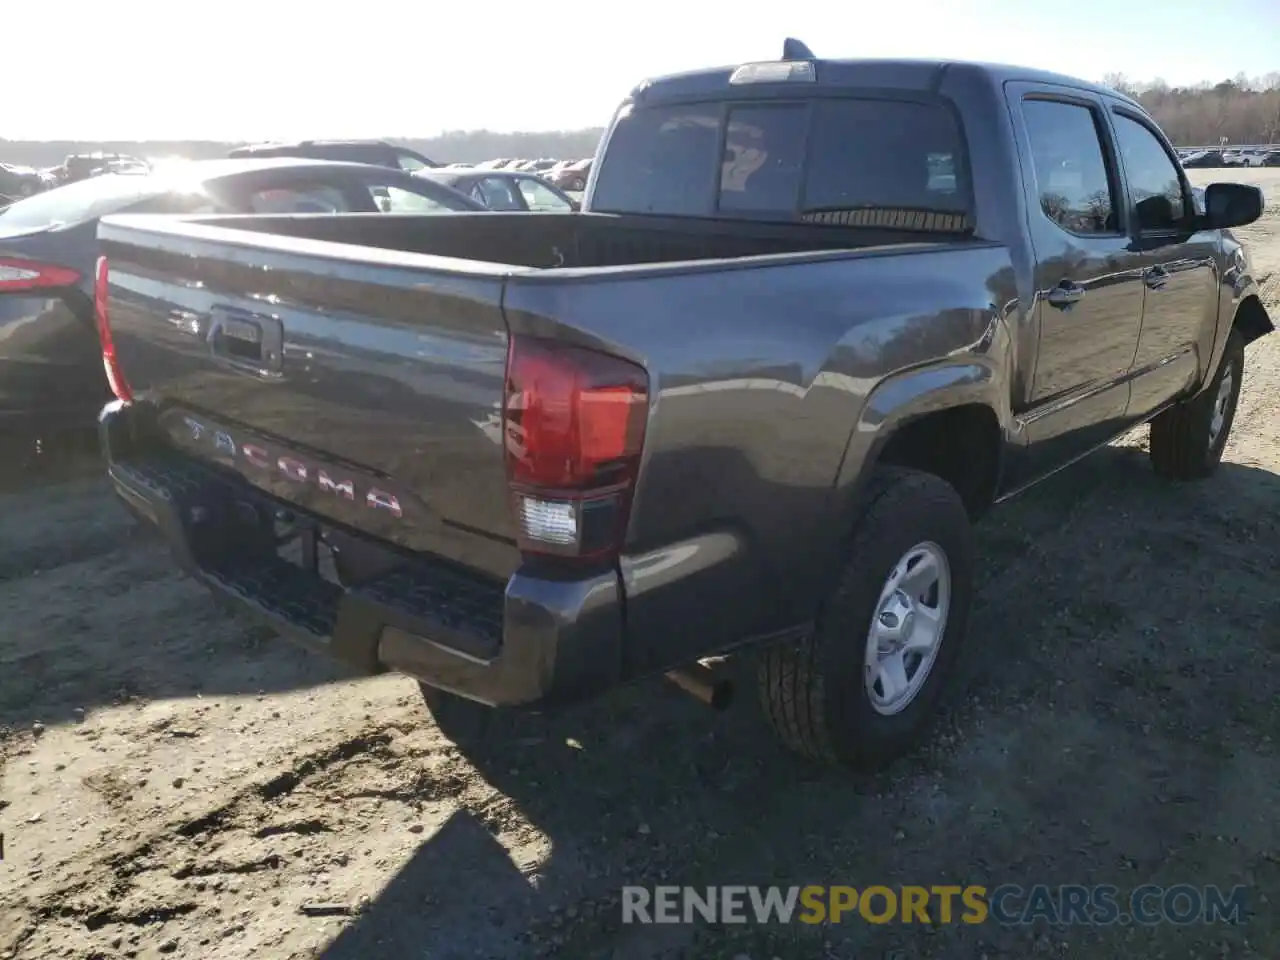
1234;295;1274;344
875;404;1001;520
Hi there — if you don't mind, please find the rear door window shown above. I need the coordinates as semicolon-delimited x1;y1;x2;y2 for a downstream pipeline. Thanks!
1021;99;1119;235
474;178;525;211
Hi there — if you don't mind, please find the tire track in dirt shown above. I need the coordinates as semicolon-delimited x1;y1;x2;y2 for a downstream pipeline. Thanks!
1;726;396;957
1;711;558;959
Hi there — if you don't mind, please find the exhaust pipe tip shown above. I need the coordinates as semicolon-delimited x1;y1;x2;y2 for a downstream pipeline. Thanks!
666;662;734;711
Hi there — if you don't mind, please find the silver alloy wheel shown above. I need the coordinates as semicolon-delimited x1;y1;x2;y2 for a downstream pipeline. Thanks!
863;541;951;716
1208;363;1234;450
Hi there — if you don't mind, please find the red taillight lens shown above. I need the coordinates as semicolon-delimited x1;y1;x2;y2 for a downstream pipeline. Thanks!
94;256;133;403
503;335;648;560
0;257;81;292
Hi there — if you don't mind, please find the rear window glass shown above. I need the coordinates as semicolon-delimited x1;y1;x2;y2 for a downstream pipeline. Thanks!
591;98;970;226
0;174;159;230
719;105;806;212
591;103;721;216
805;101;966;214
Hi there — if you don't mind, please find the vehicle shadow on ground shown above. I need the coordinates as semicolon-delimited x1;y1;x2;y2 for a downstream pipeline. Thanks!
320;445;1280;959
0;427;349;731
0;428;106;492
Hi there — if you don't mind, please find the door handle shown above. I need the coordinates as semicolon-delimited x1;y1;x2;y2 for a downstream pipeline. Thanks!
1144;266;1169;290
1046;281;1086;309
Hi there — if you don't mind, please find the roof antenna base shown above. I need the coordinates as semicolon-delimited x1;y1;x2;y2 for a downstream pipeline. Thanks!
782;38;816;60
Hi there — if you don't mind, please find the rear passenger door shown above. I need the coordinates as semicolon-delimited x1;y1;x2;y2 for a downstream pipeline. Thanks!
1008;85;1148;481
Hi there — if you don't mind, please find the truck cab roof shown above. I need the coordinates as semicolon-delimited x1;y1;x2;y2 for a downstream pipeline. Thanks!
631;56;1143;111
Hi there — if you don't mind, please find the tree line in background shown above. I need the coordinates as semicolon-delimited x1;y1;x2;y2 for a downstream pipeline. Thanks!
1104;71;1280;146
0;128;608;170
3;72;1279;170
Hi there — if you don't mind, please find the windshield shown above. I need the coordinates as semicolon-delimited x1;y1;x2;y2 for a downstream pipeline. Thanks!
0;174;160;231
590;98;971;229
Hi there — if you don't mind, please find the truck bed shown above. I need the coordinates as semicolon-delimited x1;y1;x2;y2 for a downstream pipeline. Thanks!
179;210;922;270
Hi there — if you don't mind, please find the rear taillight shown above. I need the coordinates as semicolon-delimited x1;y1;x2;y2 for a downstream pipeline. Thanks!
0;257;81;292
503;335;648;561
94;256;133;402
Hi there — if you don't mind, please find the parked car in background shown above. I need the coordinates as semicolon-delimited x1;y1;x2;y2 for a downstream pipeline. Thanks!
546;157;592;191
228;139;438;172
0;157;481;435
1181;150;1224;168
56;153;147;184
0;164;52;199
417;168;578;211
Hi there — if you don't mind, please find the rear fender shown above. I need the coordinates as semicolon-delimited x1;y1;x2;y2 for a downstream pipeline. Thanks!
828;357;1011;546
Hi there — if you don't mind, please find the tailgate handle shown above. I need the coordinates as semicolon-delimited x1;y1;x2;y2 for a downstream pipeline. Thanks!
208;308;284;376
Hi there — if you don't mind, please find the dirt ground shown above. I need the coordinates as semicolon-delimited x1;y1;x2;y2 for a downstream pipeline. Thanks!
2;167;1278;960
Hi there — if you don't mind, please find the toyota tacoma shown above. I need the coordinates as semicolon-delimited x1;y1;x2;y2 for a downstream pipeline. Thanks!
93;42;1271;771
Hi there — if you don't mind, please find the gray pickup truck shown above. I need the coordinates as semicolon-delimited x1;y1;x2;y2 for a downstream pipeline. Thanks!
94;43;1271;772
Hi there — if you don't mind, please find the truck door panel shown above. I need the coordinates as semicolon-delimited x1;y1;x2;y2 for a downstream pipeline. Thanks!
1006;86;1146;483
1106;107;1219;420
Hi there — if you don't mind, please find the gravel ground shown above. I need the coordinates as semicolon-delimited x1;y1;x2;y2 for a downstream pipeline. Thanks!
1;168;1278;960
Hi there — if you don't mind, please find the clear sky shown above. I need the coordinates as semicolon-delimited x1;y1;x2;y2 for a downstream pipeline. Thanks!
10;0;1278;141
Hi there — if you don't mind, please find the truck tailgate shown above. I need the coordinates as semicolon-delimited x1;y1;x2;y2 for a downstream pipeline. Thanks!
98;216;521;582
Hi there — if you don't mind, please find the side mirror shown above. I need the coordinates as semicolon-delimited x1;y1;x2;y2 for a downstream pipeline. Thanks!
1199;182;1264;229
568;198;581;212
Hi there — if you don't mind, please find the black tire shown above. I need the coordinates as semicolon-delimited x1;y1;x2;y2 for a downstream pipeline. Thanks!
569;177;585;191
758;467;974;772
1149;327;1245;481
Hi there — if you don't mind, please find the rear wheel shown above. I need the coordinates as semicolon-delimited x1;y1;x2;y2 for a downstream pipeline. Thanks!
758;467;974;772
569;177;585;191
1149;327;1244;480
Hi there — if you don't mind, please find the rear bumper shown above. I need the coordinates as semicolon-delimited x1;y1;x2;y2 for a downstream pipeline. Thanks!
99;400;624;708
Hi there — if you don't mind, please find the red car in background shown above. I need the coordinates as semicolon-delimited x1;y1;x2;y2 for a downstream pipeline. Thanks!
545;157;592;191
